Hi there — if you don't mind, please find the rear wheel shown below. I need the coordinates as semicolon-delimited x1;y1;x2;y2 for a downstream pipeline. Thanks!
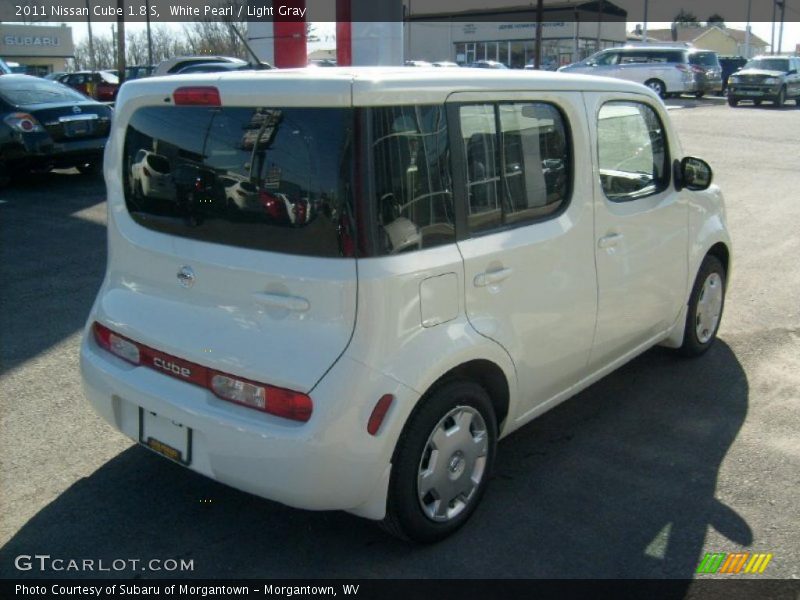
695;91;705;99
754;100;763;107
382;380;497;543
645;79;666;98
728;96;738;107
678;255;726;357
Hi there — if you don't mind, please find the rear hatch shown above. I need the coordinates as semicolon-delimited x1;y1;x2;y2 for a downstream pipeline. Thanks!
98;73;358;393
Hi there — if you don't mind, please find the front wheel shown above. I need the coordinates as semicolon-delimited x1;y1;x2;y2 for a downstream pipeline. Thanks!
774;86;786;108
382;380;497;543
728;96;739;107
678;255;726;357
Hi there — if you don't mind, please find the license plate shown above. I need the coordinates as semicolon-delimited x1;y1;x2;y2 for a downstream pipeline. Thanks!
740;90;763;96
138;407;192;465
65;120;91;136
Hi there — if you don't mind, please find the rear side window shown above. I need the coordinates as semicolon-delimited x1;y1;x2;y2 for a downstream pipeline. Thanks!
460;102;571;234
123;106;355;258
371;105;455;254
0;79;86;104
597;101;669;202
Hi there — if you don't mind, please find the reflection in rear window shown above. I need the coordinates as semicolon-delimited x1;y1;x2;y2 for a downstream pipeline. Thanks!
123;106;355;258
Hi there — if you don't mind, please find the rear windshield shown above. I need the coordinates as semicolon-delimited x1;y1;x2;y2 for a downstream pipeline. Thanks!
123;106;355;258
690;52;720;67
744;58;789;72
0;79;86;105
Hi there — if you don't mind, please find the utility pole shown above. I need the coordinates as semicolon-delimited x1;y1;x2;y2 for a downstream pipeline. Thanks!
146;0;154;66
744;0;751;58
771;0;777;54
642;0;648;44
534;0;543;68
777;0;786;55
116;0;125;84
596;0;603;50
86;0;97;71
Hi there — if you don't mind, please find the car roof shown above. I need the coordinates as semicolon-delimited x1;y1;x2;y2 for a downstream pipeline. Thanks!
122;66;657;108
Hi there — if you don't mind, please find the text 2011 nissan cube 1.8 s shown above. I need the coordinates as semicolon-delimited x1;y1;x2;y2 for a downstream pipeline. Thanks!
81;67;731;542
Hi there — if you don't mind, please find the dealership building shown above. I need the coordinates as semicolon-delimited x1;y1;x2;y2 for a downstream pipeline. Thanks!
0;24;74;76
405;1;628;69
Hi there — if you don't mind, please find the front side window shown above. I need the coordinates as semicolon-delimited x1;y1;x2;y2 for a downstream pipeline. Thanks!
460;102;571;234
371;105;455;254
597;101;669;201
123;106;355;258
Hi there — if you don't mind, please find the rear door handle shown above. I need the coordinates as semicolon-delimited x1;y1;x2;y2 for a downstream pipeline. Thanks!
474;267;513;288
253;292;310;312
598;233;624;249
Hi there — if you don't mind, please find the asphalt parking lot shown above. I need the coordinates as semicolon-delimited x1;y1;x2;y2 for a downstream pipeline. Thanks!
1;97;798;581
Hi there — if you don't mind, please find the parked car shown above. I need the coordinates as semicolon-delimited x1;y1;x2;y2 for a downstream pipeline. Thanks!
718;56;747;95
467;60;508;69
82;68;730;543
0;75;112;184
57;71;119;102
727;56;800;107
174;61;263;74
129;149;175;201
559;46;722;98
44;71;67;81
153;56;247;76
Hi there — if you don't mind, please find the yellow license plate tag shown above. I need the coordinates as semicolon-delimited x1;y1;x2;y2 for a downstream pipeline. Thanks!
138;407;192;466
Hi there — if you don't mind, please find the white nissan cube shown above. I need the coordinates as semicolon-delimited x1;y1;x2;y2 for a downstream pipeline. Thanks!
81;68;731;542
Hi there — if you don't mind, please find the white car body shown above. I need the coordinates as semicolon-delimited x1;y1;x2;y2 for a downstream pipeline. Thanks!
81;68;731;536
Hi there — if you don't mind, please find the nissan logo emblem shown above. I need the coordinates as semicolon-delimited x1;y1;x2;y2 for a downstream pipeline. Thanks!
177;266;195;288
72;105;82;114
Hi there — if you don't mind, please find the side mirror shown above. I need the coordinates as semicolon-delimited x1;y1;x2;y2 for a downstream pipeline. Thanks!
676;156;713;191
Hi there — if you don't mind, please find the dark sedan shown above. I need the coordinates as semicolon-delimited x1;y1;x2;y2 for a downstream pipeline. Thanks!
0;75;112;185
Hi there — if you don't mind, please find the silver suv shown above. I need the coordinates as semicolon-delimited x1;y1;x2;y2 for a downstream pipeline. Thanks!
559;46;722;98
727;56;800;107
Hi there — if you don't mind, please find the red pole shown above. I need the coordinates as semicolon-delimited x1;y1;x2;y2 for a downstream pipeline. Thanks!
336;0;352;66
273;0;307;68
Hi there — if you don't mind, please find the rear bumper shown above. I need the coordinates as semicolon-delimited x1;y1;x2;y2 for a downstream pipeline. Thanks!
80;326;419;519
1;135;106;169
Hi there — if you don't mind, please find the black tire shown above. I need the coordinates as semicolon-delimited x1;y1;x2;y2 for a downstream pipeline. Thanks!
76;162;100;176
695;91;705;99
678;255;726;358
382;380;497;543
645;79;666;99
728;96;738;107
774;86;786;108
754;100;763;107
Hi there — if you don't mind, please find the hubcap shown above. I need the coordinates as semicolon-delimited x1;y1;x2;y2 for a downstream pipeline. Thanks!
695;272;723;344
417;406;488;523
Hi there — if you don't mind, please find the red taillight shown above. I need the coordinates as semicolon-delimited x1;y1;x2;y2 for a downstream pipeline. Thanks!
690;64;705;74
367;394;395;436
173;86;221;106
91;322;312;422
